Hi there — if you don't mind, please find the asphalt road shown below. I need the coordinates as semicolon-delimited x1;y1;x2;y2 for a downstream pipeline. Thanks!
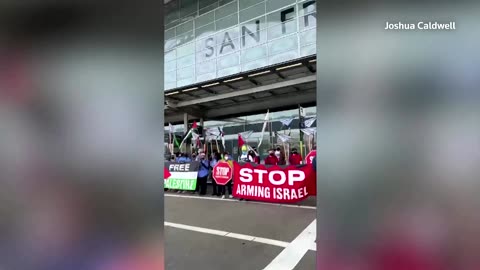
164;189;316;270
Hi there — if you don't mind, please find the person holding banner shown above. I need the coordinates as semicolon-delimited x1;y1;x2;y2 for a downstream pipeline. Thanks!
196;152;209;195
265;149;279;165
219;152;233;199
210;152;221;196
289;148;303;165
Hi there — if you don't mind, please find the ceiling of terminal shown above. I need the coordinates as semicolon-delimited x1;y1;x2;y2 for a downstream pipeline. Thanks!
165;55;316;124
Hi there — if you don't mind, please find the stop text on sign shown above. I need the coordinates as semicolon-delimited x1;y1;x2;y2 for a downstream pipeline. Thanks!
215;167;230;178
239;168;305;186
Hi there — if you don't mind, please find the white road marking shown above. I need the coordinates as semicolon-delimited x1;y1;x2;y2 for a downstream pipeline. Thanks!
165;193;316;210
262;219;316;270
164;221;319;250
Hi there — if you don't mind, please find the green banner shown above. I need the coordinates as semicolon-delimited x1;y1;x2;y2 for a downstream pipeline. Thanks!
165;161;200;190
165;178;197;190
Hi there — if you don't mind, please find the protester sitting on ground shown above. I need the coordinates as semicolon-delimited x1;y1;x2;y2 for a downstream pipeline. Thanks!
265;149;279;165
289;148;303;165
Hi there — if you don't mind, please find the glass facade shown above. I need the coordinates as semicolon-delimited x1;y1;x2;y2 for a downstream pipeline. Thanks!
164;0;317;90
165;106;316;160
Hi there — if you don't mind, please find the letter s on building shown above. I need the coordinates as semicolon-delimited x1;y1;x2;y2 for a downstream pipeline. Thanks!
239;168;253;182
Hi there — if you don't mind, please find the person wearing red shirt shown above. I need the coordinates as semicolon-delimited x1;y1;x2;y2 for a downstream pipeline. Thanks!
264;149;279;165
289;148;303;165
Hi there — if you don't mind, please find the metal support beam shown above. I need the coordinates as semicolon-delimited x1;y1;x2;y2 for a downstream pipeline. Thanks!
204;89;315;119
170;75;316;108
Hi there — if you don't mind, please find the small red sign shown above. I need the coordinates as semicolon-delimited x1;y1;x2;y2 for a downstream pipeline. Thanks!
213;161;233;185
305;150;316;165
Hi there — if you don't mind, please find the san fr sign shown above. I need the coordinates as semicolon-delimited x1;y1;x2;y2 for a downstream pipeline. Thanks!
213;161;233;185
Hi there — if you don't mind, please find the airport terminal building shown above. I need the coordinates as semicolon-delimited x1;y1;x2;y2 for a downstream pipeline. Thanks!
164;0;317;159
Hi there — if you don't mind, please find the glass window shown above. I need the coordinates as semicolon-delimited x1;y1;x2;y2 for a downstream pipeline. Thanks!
215;13;239;31
267;18;297;40
165;39;178;52
165;59;177;72
241;16;267;31
176;54;195;69
176;42;195;58
165;9;180;25
219;0;235;6
267;6;296;28
239;2;266;23
179;0;198;18
195;11;215;28
299;28;316;46
268;33;298;55
176;65;194;80
165;70;177;83
266;0;296;13
165;82;176;90
196;73;216;83
298;0;316;16
218;65;241;77
240;27;267;48
165;28;176;40
215;1;238;20
195;35;217;52
242;58;268;72
199;2;219;15
177;77;196;87
196;59;216;75
176;21;194;35
176;31;195;47
217;52;240;69
300;44;316;57
239;0;264;10
215;29;240;55
196;49;215;63
195;23;215;38
215;26;239;46
165;49;176;62
269;50;299;65
241;44;267;63
298;1;316;30
216;39;240;56
199;0;217;9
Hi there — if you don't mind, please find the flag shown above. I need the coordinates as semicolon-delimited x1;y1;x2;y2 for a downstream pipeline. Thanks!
206;128;220;137
192;132;201;149
219;126;226;150
257;110;270;149
191;121;198;129
280;118;294;128
301;128;316;136
276;132;291;143
173;134;181;148
304;117;316;128
299;106;306;157
240;130;253;140
238;133;245;148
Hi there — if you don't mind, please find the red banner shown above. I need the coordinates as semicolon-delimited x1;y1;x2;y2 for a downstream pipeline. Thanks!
233;162;316;203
